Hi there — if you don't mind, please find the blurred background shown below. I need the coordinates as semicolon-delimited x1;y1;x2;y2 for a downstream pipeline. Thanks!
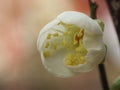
107;0;120;40
0;0;120;90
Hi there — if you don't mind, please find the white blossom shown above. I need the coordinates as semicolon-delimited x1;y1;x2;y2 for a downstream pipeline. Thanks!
37;11;106;77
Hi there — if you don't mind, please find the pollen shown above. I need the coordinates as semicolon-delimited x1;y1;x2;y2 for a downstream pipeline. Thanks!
65;53;86;66
47;33;52;39
53;33;59;37
45;43;50;48
75;46;88;56
65;55;72;65
43;51;51;58
80;47;88;56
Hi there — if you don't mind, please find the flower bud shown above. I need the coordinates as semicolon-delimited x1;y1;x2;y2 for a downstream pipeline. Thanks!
37;11;106;77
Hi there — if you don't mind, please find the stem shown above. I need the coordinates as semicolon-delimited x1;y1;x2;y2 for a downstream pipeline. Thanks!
89;0;98;19
89;0;109;90
99;64;110;90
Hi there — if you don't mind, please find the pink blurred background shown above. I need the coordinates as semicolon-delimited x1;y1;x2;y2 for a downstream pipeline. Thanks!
0;0;120;90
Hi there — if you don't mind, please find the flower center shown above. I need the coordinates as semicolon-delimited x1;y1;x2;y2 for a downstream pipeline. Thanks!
43;22;88;66
65;40;88;66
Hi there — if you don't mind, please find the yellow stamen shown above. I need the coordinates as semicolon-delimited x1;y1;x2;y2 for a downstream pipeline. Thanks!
43;51;51;57
75;46;88;56
53;33;59;37
65;53;86;66
45;43;49;48
47;33;52;39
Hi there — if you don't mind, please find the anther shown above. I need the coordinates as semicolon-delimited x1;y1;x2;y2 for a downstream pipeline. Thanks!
47;33;52;39
43;51;51;57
